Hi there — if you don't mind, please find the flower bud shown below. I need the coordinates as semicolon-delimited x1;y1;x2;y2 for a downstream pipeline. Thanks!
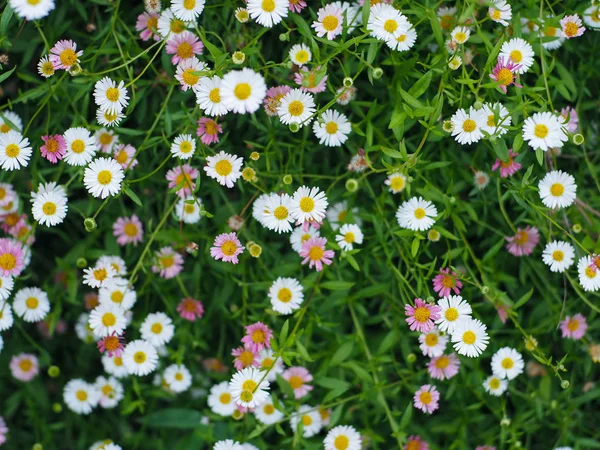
343;77;353;87
561;380;570;389
48;365;60;378
572;133;584;145
500;417;511;427
427;229;440;242
442;120;454;133
84;217;96;232
449;196;456;204
372;67;384;79
242;167;256;182
572;223;582;233
481;286;490;295
345;179;359;193
52;403;62;413
76;258;87;269
33;444;43;450
289;122;300;133
250;151;260;161
283;174;293;185
473;100;484;110
407;353;417;363
279;33;288;42
232;51;245;65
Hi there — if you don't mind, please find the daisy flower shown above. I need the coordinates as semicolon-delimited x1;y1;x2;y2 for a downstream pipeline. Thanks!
220;69;267;114
560;314;588;340
97;332;125;358
166;164;199;198
506;226;539;257
242;322;273;353
232;346;259;371
63;379;99;414
290;185;328;224
101;353;128;378
432;268;463;298
210;232;244;264
277;88;316;126
559;106;578;133
94;77;129;115
40;134;66;163
84;157;124;199
313;110;351;147
174;297;203;322
269;277;304;315
89;303;127;338
170;134;196;160
166;31;204;64
113;215;144;246
0;130;32;170
450;107;487;145
196;76;229;116
404;436;429;450
289;43;311;65
10;353;39;382
136;12;161;41
290;405;323;437
0;276;14;302
283;366;313;399
385;172;407;194
204;151;243;188
488;0;511;26
522;111;568;151
229;367;270;408
63;127;97;166
451;318;489;357
9;0;55;21
196;117;222;145
367;3;408;44
289;0;306;13
560;15;585;39
396;197;437;231
171;0;205;21
95;375;124;408
257;348;284;382
405;298;441;333
387;26;418;52
164;364;192;393
49;39;82;70
326;201;361;230
499;38;534;74
437;6;456;30
247;0;288;27
538;170;577;209
152;247;184;278
99;277;137;310
312;3;343;40
578;255;600;292
176;196;202;224
413;384;439;414
0;301;14;331
491;150;521;178
428;353;460;380
435;295;472;334
490;57;522;94
0;112;21;135
96;109;126;128
294;65;328;93
254;396;284;425
491;347;524;380
157;8;190;40
175;57;208;92
0;238;25;277
483;375;508;396
336;85;358;105
450;26;470;44
13;287;49;323
584;5;600;29
122;339;159;376
262;193;295;233
31;183;68;227
263;85;292;117
300;236;334;271
290;225;320;253
208;381;237;416
335;223;363;251
0;416;7;445
419;327;447;357
324;425;362;450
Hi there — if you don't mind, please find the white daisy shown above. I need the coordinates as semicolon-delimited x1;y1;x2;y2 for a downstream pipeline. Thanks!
334;1;362;33
523;112;568;151
396;197;437;232
313;110;351;147
98;277;137;310
499;38;534;74
102;354;129;379
262;193;294;233
289;43;312;66
208;381;237;416
335;223;363;251
584;5;600;29
0;334;3;353
98;255;127;276
367;3;408;44
290;225;320;253
435;295;472;334
520;18;539;34
175;57;208;92
326;201;361;230
257;348;284;382
491;347;524;380
577;255;600;292
176;196;202;224
196;76;229;116
538;170;576;209
387;26;418;52
0;301;14;331
204;151;244;188
229;367;270;408
214;440;243;450
93;77;129;115
94;128;119;153
451;318;489;358
0;112;22;134
83;262;116;288
220;69;267;114
37;55;55;77
84;157;125;199
96;109;126;128
171;134;196;159
269;277;304;315
488;0;511;26
254;395;284;425
13;287;50;323
140;312;175;347
481;102;511;136
30;184;68;227
163;364;192;393
450;107;487;145
63;127;97;166
9;0;55;21
89;303;127;338
418;327;448;357
385;172;407;194
290;404;323;437
247;0;288;27
252;193;276;227
0;276;14;301
75;313;94;343
324;425;362;450
0;130;32;170
289;186;328;224
542;241;575;273
122;339;159;376
540;23;564;50
157;8;191;40
312;4;344;40
277;89;316;127
171;0;205;21
483;375;508;396
94;375;124;408
63;379;100;414
451;26;470;44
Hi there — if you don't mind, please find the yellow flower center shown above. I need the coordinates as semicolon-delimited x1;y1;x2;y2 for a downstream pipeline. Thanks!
170;19;186;33
262;0;275;12
219;393;231;404
302;415;313;426
343;232;355;244
94;268;108;281
390;176;405;191
177;42;194;59
419;391;432;404
564;22;578;38
102;312;116;327
184;204;195;214
115;150;128;164
110;291;124;304
454;31;467;43
414;306;431;323
491;9;501;20
71;139;85;153
215;159;233;176
151;323;163;334
76;390;88;401
239;350;254;366
147;16;158;31
299;197;314;212
182;69;199;86
441;275;455;288
209;88;221;103
114;357;123;366
273;206;288;220
396;34;407;43
104;335;120;351
551;250;564;262
5;144;19;158
384;19;398;33
25;297;39;309
550;183;564;197
183;0;196;9
45;138;59;153
496;68;514;86
309;246;324;261
445;307;459;321
295;50;309;63
251;329;266;343
221;240;238;256
234;83;252;100
288;100;305;116
435;356;450;369
263;404;275;414
175;373;183;381
322;15;339;32
160;255;174;268
334;435;350;450
462;330;476;345
42;202;57;215
510;50;523;63
106;87;120;102
134;351;146;364
325;122;338;134
205;121;218;135
489;378;501;389
0;253;16;271
462;119;476;132
425;333;438;346
242;379;257;392
501;357;514;369
277;287;292;303
414;208;426;219
514;231;529;245
97;170;113;185
102;384;113;396
124;223;138;237
60;48;77;67
567;319;579;332
0;124;9;133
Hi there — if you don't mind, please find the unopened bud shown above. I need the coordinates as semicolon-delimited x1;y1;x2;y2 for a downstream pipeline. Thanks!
283;174;293;185
84;218;96;232
343;77;353;87
372;67;383;79
345;179;359;193
48;366;60;378
561;380;570;389
76;258;87;269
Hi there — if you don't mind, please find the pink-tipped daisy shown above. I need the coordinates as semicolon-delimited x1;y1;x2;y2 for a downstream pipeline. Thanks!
241;322;273;353
40;134;66;164
113;215;144;246
231;346;260;370
299;236;334;271
413;384;440;414
49;39;83;70
491;149;521;178
312;3;343;40
177;297;204;322
282;366;313;399
0;238;25;277
294;66;328;94
289;0;306;13
560;14;585;39
404;435;430;450
506;226;539;257
432;268;463;298
165;31;204;64
428;353;460;380
166;164;199;198
97;331;125;357
113;143;138;170
210;232;245;264
560;313;588;340
405;298;441;333
489;57;522;94
263;85;292;117
196;117;223;145
152;247;184;279
10;353;39;382
136;12;161;41
559;106;578;133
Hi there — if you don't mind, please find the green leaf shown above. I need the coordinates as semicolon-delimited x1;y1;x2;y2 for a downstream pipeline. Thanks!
513;288;534;310
513;132;524;153
279;319;289;347
411;237;420;257
296;339;313;362
0;66;16;84
0;4;14;37
320;280;354;290
399;88;423;109
429;10;444;47
399;401;413;430
138;408;203;429
437;227;460;241
330;341;354;365
491;138;509;162
535;148;544;166
276;373;296;399
123;187;143;206
408;71;432;99
380;146;404;159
